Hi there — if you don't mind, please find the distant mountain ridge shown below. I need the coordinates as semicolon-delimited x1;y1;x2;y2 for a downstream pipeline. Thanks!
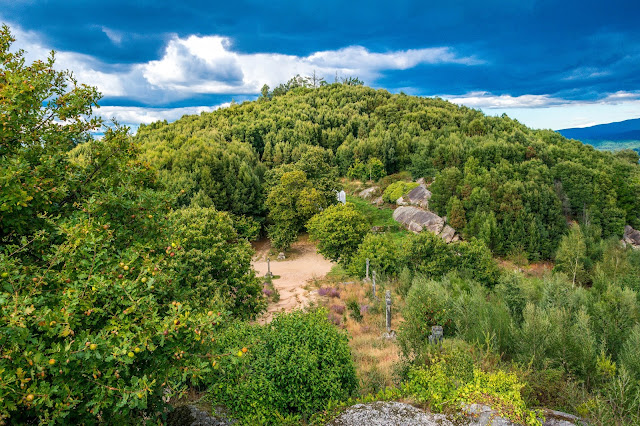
557;118;640;151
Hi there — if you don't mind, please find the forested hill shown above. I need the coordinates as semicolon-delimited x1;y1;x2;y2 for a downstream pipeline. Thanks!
134;82;640;260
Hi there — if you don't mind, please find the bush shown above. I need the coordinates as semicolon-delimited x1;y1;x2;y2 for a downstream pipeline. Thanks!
348;233;401;278
398;277;455;359
404;348;539;425
307;203;370;263
382;181;419;204
209;310;358;424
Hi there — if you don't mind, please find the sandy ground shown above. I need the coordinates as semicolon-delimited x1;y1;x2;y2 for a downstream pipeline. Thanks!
252;236;334;323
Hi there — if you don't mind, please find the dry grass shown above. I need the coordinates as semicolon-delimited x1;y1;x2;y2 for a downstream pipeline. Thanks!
312;271;406;395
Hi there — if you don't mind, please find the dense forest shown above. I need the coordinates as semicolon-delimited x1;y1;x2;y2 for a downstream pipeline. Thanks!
135;78;640;260
3;24;640;425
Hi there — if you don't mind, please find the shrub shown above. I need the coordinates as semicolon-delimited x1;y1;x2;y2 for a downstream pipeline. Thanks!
398;277;455;359
348;233;402;278
404;347;539;425
382;181;419;204
347;300;363;322
209;310;357;424
307;203;370;263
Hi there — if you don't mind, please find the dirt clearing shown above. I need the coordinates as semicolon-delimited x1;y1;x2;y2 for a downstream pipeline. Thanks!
252;235;334;323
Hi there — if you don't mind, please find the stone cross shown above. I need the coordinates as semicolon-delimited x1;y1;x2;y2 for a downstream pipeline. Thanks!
365;258;370;280
372;270;377;298
266;258;272;278
385;290;392;333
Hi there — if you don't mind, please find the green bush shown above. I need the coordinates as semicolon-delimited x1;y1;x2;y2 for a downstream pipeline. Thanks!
382;181;419;204
307;203;370;264
348;233;401;278
398;277;456;359
209;310;358;424
404;348;539;425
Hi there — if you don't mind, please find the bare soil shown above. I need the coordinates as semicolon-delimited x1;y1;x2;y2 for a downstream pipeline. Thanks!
252;235;334;323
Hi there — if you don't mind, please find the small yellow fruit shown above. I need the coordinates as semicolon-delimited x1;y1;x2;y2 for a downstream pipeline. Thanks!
89;344;98;350
128;352;135;358
237;350;243;357
26;394;34;402
207;311;213;316
119;262;124;267
141;277;147;283
148;215;153;219
123;265;129;271
171;242;176;248
137;392;144;399
1;272;8;278
150;285;154;290
91;286;96;291
134;347;141;353
242;347;248;353
48;359;56;365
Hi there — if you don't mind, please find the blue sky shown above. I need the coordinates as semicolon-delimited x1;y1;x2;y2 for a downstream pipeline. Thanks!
2;0;639;130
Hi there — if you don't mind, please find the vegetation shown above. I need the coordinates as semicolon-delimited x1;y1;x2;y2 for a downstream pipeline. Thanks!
209;309;357;424
4;21;640;425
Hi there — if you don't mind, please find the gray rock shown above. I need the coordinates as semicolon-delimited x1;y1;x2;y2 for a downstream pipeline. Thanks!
416;177;428;188
397;196;409;206
327;401;582;426
328;401;454;426
277;252;286;260
393;206;445;235
359;186;379;199
372;196;384;206
623;225;640;248
406;186;432;208
440;225;456;243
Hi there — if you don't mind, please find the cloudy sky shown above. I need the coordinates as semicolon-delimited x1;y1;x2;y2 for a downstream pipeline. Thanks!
3;0;639;130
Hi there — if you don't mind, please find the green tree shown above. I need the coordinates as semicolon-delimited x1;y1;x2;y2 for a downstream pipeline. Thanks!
555;224;588;286
265;170;326;250
307;203;369;263
447;196;467;230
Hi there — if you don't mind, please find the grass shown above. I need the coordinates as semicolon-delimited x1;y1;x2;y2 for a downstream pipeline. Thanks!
312;271;405;395
347;195;411;244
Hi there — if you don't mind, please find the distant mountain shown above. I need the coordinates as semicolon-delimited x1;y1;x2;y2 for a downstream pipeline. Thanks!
557;118;640;152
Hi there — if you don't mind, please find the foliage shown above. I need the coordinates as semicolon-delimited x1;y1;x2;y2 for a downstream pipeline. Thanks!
347;157;386;182
265;170;327;250
307;203;370;263
554;224;588;286
348;233;401;278
405;352;539;425
169;206;265;319
209;310;358;424
0;26;263;424
382;181;419;204
346;300;363;322
398;276;456;359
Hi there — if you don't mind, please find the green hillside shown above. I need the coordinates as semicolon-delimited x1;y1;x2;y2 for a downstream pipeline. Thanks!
135;81;640;260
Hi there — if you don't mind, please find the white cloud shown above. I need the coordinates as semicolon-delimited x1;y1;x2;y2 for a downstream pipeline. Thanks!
96;103;231;126
443;91;640;130
101;26;123;45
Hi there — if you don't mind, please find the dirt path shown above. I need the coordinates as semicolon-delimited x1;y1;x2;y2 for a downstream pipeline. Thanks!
252;236;334;323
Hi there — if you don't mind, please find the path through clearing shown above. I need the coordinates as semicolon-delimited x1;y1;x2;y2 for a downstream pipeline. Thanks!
252;236;334;323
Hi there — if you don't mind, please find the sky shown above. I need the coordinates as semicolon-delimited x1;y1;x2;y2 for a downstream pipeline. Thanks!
2;0;639;131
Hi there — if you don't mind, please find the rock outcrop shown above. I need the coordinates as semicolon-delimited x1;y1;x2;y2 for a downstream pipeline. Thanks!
359;186;379;199
406;186;431;208
328;401;582;426
328;401;453;426
623;225;640;248
392;206;459;242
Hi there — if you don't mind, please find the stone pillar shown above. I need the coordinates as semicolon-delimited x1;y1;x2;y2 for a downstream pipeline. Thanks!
372;270;376;298
385;290;392;333
266;258;272;278
365;258;370;280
